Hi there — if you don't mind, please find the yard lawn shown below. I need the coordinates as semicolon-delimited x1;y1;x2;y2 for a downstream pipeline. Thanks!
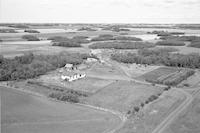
83;80;164;113
1;86;120;133
34;70;115;94
85;62;129;80
116;62;161;78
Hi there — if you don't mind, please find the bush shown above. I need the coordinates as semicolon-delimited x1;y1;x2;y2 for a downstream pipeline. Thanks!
148;95;158;102
156;40;185;46
134;106;140;112
48;89;88;103
22;35;40;41
24;29;40;33
48;91;79;103
89;41;155;49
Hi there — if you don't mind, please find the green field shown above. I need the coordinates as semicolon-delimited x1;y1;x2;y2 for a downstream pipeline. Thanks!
84;80;164;113
1;86;120;133
163;92;200;133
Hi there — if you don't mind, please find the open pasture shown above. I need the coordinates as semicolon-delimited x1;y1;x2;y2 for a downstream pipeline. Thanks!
137;67;194;86
137;67;180;82
163;91;200;133
117;88;186;133
1;86;120;133
85;62;129;80
0;40;89;58
84;80;164;113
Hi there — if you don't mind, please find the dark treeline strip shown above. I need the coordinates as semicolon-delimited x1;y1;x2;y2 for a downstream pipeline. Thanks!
0;52;92;81
24;29;40;33
91;34;142;42
111;48;200;68
0;29;18;33
89;41;154;49
22;35;40;41
156;40;185;46
48;36;90;47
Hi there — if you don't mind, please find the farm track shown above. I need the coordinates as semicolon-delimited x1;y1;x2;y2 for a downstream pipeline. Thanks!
0;84;125;133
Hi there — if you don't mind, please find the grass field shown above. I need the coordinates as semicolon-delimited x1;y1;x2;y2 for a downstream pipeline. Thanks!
163;92;200;133
1;86;120;133
0;40;89;58
178;70;200;88
84;80;164;113
137;67;180;82
117;89;186;133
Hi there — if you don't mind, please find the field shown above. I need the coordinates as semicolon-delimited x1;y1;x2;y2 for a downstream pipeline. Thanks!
84;80;164;113
85;62;129;80
136;67;194;86
163;91;200;133
117;88;186;133
1;86;120;133
178;70;200;88
0;40;89;58
137;67;180;82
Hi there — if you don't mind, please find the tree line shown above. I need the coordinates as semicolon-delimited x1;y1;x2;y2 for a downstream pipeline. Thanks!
0;52;92;81
111;48;200;68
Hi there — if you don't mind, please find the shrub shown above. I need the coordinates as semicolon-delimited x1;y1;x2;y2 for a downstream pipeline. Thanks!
141;103;144;107
24;29;40;33
148;95;158;102
134;106;140;112
156;40;185;46
22;35;40;41
48;91;79;103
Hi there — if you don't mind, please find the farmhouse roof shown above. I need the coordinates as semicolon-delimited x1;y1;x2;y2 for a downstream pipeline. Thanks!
65;63;73;68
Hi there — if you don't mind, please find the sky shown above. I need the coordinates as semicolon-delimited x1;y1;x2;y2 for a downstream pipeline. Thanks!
0;0;200;23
